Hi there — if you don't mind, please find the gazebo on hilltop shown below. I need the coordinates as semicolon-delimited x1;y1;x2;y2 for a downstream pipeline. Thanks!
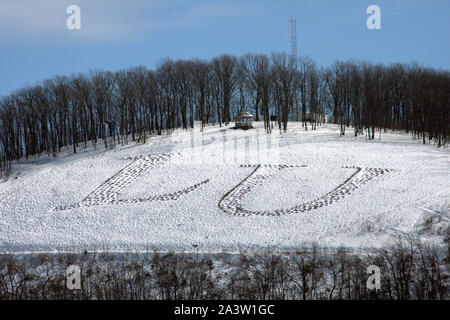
234;109;254;129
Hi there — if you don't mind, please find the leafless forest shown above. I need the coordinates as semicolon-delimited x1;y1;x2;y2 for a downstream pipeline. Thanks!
0;239;448;300
1;53;449;174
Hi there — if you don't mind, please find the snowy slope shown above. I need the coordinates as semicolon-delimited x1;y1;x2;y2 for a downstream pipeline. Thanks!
0;122;449;253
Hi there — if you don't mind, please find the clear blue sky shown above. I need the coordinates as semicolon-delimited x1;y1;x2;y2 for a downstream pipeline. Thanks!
1;0;449;96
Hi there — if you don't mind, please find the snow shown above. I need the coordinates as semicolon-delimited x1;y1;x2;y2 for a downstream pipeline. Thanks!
0;122;449;253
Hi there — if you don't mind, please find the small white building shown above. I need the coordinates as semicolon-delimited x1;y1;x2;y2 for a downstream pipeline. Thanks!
234;110;254;129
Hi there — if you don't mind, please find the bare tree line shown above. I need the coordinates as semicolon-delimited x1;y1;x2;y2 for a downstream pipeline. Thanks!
0;239;447;300
1;53;449;174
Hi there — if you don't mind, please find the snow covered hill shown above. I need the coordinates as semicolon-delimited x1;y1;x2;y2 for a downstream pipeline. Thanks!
0;122;448;253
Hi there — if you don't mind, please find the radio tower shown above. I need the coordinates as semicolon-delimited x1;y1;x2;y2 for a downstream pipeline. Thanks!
289;17;297;57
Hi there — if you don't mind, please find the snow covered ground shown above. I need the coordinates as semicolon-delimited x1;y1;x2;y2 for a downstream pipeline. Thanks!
0;122;449;253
